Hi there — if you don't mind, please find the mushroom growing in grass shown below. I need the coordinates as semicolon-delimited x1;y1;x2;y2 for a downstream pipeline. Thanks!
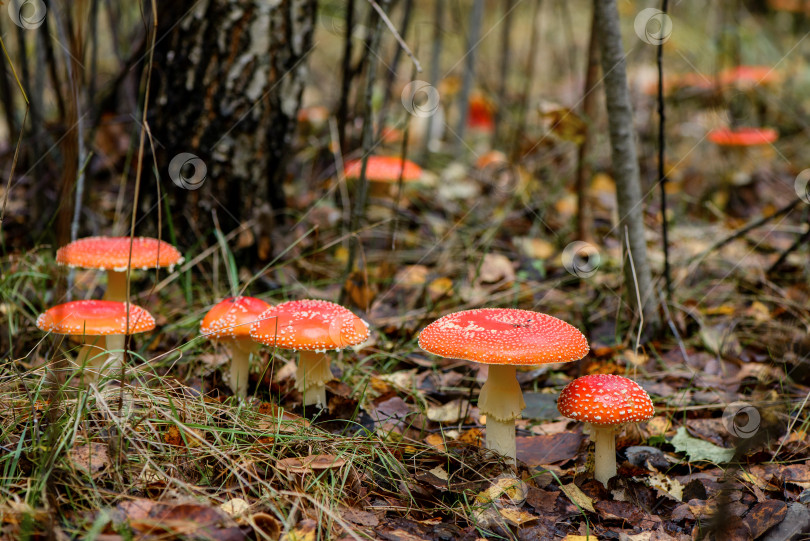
344;156;423;199
250;300;369;408
56;236;183;302
418;308;589;463
36;300;156;383
557;374;654;486
200;296;271;398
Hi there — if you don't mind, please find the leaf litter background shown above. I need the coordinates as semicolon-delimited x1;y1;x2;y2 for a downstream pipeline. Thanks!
1;1;810;540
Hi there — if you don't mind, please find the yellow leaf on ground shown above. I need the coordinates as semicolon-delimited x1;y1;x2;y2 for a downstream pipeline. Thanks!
560;483;595;513
424;433;446;451
498;507;538;526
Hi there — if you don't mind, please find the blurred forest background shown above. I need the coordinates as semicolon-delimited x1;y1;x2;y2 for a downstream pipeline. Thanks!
3;0;810;539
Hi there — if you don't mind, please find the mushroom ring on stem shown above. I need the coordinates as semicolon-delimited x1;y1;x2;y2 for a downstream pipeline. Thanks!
557;374;654;486
201;296;271;398
250;299;369;408
36;300;156;384
56;236;183;302
418;308;589;463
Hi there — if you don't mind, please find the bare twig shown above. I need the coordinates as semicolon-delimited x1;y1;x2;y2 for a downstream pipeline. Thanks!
455;0;485;152
688;197;801;266
376;0;415;142
419;0;443;163
367;0;421;73
336;0;356;153
766;218;810;276
53;3;87;298
575;8;599;242
511;0;542;160
494;0;514;143
658;0;672;300
340;0;389;302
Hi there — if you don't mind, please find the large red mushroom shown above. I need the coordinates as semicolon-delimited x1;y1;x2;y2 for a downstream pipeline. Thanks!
418;308;589;463
343;156;423;198
36;300;156;383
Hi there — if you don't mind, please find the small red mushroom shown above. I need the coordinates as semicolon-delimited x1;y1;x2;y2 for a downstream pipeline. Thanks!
557;374;654;485
250;300;369;408
36;300;156;383
343;156;423;198
201;296;271;398
707;127;778;147
56;237;183;302
418;308;589;463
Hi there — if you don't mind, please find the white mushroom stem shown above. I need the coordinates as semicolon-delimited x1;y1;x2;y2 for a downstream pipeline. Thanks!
589;424;618;485
70;336;106;384
477;364;526;463
104;334;126;378
296;351;333;408
228;339;261;399
105;270;128;302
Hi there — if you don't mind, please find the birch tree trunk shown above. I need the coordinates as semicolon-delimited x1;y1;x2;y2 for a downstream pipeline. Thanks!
593;0;660;332
149;0;316;248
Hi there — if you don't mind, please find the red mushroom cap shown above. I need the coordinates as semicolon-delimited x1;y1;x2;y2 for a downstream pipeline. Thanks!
249;299;369;352
468;93;495;131
718;65;779;87
557;374;654;426
36;300;156;336
343;156;423;183
56;236;183;271
708;127;778;146
200;296;272;340
417;308;589;366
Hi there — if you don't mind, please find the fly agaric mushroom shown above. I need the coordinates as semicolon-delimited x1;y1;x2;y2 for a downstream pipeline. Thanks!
36;300;156;383
708;127;778;188
557;374;654;485
250;299;369;408
707;127;778;146
717;65;780;88
418;308;589;463
56;236;183;302
200;296;271;398
343;156;423;198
